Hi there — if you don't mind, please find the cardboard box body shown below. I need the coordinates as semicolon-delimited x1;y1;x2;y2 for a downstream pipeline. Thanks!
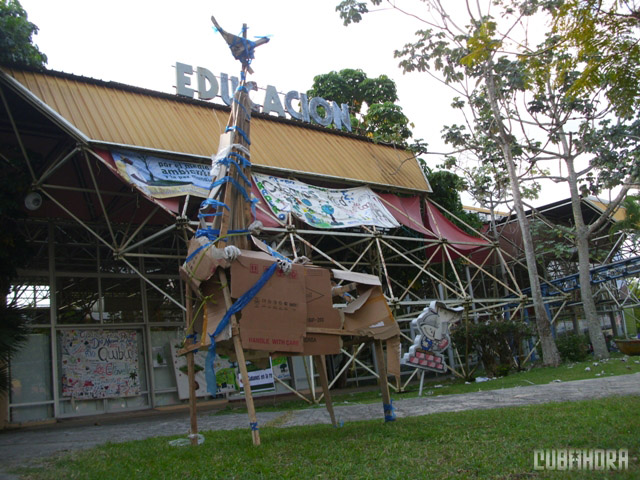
342;286;400;340
231;250;307;353
303;267;342;355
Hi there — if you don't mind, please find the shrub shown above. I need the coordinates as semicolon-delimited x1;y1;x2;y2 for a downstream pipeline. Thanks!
555;334;590;362
451;318;533;377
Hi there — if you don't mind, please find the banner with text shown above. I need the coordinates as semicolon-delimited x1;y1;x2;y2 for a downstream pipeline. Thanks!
112;150;210;198
253;173;400;229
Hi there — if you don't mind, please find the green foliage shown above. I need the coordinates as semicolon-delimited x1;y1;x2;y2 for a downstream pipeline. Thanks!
555;333;591;362
360;101;413;143
529;219;576;261
335;0;382;26
423;167;483;232
0;0;47;67
0;155;33;296
307;68;397;115
451;318;534;377
307;68;413;145
0;304;29;394
546;0;640;119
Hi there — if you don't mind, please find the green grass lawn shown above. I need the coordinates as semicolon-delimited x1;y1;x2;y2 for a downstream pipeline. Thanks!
213;353;640;415
16;395;640;479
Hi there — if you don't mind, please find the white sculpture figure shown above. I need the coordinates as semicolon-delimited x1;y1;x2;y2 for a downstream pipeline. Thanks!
402;301;462;373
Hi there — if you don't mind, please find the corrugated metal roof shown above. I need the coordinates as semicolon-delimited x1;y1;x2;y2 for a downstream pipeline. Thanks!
3;67;431;193
587;199;626;222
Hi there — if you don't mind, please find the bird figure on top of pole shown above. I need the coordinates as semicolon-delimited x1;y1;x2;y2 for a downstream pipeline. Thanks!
211;16;270;76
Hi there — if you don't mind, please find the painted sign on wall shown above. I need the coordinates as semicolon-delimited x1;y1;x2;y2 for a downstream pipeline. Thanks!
254;173;400;229
61;330;140;399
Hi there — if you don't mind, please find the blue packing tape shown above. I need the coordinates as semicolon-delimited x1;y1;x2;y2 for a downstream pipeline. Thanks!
233;97;251;120
225;126;251;145
262;240;292;264
185;240;215;263
200;199;230;211
210;176;251;203
195;227;221;241
227;151;251;168
383;400;396;422
198;212;224;219
215;158;251;186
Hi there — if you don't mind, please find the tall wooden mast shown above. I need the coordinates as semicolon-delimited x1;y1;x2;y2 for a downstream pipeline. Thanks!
184;17;269;446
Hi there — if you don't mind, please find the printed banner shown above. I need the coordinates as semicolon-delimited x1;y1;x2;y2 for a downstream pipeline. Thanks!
112;150;211;198
253;173;400;229
236;358;290;389
61;330;140;399
171;343;237;399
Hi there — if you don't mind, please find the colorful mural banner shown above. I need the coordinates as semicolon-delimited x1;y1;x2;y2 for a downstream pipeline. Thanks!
253;173;400;229
112;150;211;198
61;330;140;399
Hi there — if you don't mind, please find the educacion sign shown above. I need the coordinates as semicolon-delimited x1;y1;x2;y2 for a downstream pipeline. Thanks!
175;62;352;132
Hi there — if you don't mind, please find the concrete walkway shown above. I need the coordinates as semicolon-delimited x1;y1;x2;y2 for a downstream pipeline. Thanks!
0;373;638;477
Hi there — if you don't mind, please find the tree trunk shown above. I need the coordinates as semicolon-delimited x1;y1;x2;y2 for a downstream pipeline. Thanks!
564;157;609;359
484;67;561;366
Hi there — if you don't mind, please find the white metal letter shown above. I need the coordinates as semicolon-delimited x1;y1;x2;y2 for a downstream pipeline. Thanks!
175;62;195;98
197;67;219;100
263;85;286;117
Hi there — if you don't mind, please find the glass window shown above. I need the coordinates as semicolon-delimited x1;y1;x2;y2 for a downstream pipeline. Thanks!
56;276;101;324
55;225;99;273
7;281;51;325
147;279;184;324
9;331;53;423
101;277;144;324
10;331;52;404
150;328;183;392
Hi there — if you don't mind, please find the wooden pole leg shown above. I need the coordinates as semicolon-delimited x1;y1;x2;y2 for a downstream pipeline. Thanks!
185;284;199;445
233;333;261;445
218;268;261;445
374;340;395;422
187;350;199;445
314;355;337;427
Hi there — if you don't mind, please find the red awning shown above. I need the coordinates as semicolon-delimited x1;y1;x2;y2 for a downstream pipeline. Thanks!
378;194;434;238
422;200;491;262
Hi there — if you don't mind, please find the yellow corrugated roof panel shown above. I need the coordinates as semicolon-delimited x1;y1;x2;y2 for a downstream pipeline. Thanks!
587;199;627;222
5;68;430;193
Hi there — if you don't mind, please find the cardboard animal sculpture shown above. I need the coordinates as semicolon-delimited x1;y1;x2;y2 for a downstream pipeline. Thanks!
402;301;462;373
179;17;401;446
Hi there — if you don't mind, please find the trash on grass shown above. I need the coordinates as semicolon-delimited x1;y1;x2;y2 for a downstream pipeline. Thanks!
169;433;205;447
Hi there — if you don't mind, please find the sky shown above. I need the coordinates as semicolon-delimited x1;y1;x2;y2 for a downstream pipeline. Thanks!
18;0;578;207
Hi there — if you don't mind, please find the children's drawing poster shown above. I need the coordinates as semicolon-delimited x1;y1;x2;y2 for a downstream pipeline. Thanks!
253;173;400;229
61;330;140;399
